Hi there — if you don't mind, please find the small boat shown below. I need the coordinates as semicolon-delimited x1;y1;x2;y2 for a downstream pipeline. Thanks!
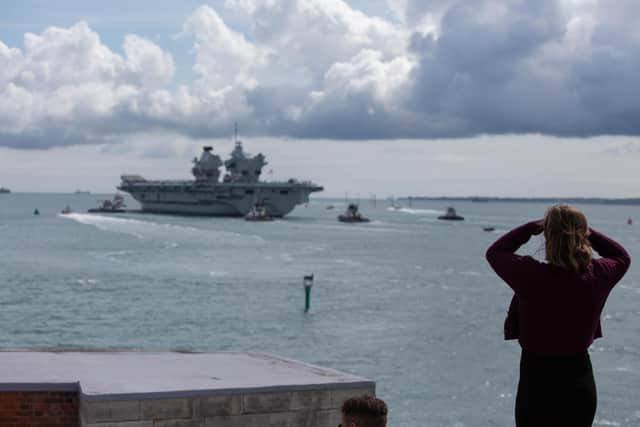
61;206;73;215
326;205;335;210
88;194;126;213
245;203;273;221
338;203;370;223
483;226;495;232
438;207;464;221
388;196;402;210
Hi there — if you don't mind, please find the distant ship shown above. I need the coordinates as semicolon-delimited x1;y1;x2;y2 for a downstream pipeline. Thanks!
438;207;464;221
338;204;370;223
88;194;126;213
245;202;273;221
118;138;323;217
74;190;91;195
0;186;10;194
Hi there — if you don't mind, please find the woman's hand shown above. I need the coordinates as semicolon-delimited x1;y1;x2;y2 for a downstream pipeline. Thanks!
531;220;544;235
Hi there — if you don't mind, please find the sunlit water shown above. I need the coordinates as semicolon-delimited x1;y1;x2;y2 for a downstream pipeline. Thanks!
0;193;638;426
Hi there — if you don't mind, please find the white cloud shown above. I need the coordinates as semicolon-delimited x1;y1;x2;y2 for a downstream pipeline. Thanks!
183;5;264;90
123;35;175;88
322;49;413;105
0;21;177;147
224;0;408;84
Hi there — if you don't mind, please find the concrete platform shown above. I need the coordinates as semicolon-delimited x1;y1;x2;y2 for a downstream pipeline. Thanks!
0;350;375;427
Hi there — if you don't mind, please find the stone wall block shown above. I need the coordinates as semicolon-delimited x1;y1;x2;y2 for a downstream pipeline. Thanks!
242;392;293;414
153;420;204;427
141;398;192;420
330;387;375;408
82;421;153;427
199;395;242;417
290;390;333;410
82;400;140;423
204;410;315;427
315;409;341;427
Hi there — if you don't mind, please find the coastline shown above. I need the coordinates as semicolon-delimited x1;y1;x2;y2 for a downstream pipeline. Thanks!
397;196;640;206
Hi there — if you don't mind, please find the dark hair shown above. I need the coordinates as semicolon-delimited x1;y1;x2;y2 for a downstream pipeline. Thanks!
543;204;592;273
341;394;387;427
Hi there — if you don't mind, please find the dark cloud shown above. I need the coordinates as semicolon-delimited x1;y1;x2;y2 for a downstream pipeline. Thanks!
404;0;640;137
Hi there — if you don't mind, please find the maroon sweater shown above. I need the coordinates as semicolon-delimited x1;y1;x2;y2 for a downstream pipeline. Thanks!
486;221;631;356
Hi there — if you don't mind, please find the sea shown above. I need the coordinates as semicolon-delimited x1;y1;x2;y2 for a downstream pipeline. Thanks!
0;193;638;427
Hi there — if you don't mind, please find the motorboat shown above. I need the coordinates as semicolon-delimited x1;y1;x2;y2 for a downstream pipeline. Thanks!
483;226;495;232
61;206;73;215
438;207;464;221
245;202;273;221
338;204;370;223
88;194;126;213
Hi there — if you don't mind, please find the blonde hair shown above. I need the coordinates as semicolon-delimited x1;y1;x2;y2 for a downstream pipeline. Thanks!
543;204;592;273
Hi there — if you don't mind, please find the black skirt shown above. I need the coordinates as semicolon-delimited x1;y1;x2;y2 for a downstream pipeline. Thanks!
515;349;597;427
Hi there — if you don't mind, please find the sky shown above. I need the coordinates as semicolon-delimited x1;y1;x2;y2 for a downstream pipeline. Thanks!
0;0;639;197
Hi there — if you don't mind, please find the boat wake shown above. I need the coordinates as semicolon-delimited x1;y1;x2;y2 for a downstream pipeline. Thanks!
388;207;443;215
60;213;146;239
59;213;265;244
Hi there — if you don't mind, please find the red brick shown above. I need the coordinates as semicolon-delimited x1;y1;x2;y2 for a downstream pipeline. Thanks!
0;392;78;427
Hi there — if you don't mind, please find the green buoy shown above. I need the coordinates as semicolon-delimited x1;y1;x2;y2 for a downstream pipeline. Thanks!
303;274;314;313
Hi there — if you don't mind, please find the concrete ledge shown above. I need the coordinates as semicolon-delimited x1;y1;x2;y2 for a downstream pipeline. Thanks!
0;350;375;427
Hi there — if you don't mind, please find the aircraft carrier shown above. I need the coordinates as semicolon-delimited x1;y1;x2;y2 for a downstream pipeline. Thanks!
118;139;323;217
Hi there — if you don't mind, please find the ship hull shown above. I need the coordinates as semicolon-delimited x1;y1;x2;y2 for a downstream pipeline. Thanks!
119;182;322;217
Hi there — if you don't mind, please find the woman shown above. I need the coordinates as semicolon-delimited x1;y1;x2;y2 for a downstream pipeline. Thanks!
486;204;630;426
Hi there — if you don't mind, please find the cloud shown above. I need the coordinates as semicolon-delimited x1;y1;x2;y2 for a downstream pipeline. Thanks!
403;0;640;137
1;0;640;149
0;21;176;148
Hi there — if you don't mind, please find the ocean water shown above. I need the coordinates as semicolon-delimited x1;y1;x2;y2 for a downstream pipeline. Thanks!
0;193;638;426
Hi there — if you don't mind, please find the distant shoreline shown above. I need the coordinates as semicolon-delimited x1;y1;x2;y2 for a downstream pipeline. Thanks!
396;196;640;206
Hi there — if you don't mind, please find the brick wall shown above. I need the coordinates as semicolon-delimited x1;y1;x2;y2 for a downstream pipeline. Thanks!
0;391;79;427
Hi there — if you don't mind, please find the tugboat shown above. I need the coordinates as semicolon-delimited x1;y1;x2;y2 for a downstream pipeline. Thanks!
338;203;370;223
61;206;73;215
438;207;464;221
88;194;126;213
245;202;273;221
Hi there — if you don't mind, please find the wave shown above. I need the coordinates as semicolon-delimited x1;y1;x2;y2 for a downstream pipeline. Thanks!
334;258;362;267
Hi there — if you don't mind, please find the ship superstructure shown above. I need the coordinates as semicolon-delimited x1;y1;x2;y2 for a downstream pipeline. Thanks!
118;140;322;217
